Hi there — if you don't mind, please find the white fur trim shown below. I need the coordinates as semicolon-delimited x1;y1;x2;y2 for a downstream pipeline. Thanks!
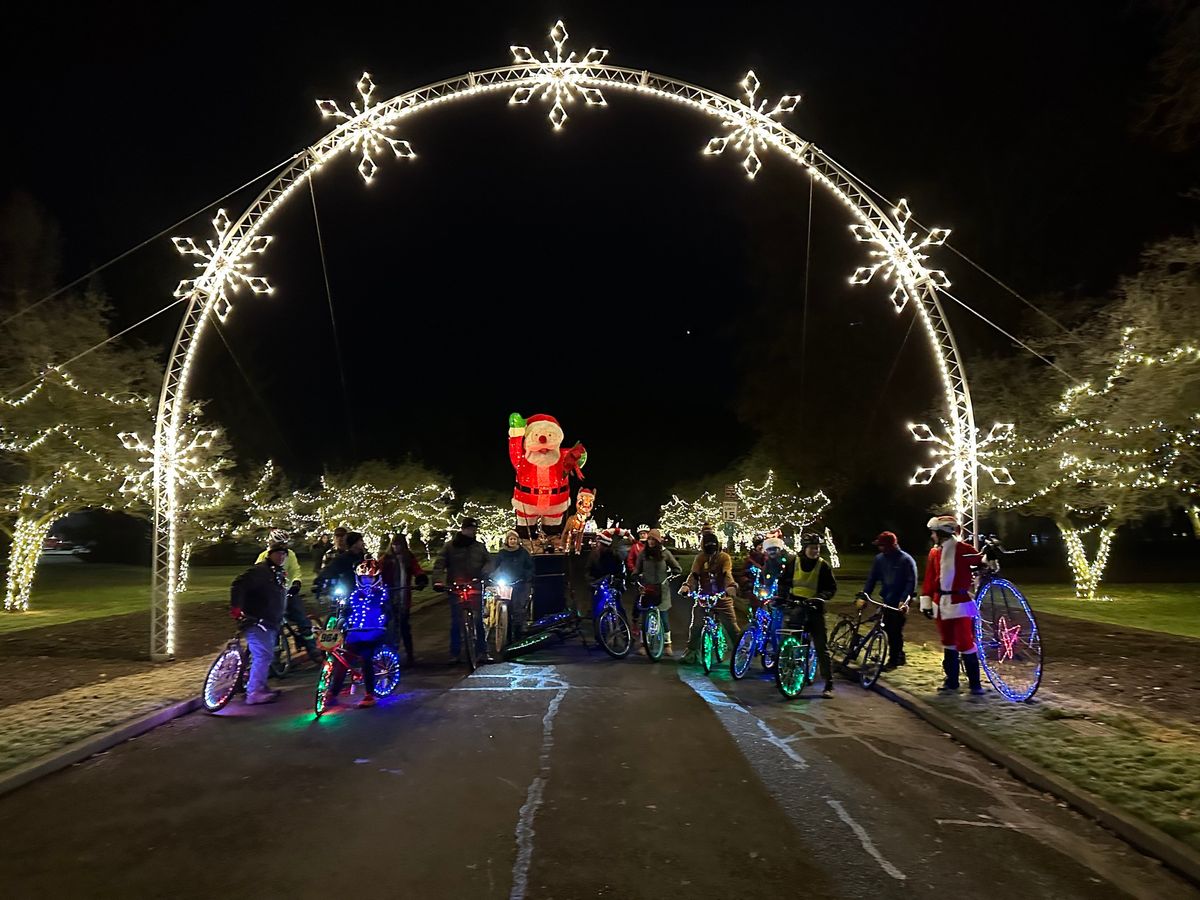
919;595;933;612
509;427;525;438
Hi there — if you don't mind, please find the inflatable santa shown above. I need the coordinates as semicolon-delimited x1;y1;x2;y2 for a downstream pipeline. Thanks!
508;413;587;539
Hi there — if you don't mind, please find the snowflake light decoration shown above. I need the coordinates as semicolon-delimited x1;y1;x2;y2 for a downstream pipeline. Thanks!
849;199;951;312
317;72;416;182
118;427;221;501
703;70;801;179
509;19;609;130
909;420;1015;487
172;209;272;323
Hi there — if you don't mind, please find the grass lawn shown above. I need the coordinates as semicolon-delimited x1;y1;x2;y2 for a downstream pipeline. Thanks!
0;562;242;635
888;643;1200;849
1021;583;1200;639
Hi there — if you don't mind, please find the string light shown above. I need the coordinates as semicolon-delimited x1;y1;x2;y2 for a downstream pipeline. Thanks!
316;72;416;182
509;20;609;129
703;70;800;179
455;499;514;551
823;527;840;569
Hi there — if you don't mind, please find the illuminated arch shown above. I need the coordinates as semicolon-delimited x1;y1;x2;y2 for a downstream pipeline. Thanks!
149;20;994;658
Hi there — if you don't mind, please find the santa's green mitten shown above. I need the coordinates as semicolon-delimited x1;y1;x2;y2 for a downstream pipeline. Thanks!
508;412;526;431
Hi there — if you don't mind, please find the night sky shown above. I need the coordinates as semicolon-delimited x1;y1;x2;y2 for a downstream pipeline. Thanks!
4;2;1195;531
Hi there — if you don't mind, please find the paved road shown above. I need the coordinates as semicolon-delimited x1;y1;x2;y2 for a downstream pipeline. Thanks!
0;601;1196;899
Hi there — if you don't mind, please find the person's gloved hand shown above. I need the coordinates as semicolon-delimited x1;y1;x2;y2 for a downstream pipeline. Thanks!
229;606;243;620
724;585;738;598
508;412;526;431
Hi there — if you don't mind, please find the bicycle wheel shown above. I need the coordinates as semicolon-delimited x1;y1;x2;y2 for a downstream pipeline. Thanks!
775;634;810;699
203;645;244;712
503;627;556;660
859;630;888;689
643;608;665;661
974;578;1044;702
372;647;402;697
761;631;778;671
731;627;758;679
805;641;820;684
486;601;508;658
828;619;853;659
596;607;631;659
314;657;335;717
270;630;292;679
463;611;480;672
701;627;717;674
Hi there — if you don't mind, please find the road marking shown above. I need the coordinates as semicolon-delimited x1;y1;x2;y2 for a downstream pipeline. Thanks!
452;663;569;692
510;675;569;900
935;819;1018;829
826;798;906;881
754;719;808;769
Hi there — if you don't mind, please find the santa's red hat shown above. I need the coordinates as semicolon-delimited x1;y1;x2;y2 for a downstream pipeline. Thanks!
526;413;560;428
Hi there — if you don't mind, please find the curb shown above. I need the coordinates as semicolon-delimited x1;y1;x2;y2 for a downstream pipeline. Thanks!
873;680;1200;888
0;695;202;800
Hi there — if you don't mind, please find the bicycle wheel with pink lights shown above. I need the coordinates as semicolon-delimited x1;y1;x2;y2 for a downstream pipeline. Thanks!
973;577;1043;702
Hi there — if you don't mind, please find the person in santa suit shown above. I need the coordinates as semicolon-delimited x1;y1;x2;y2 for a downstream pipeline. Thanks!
919;515;986;695
508;412;587;540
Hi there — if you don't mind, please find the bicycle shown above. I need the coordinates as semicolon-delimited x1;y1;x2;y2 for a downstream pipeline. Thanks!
202;623;254;712
502;607;587;660
773;597;822;699
270;614;323;678
685;593;730;675
828;593;899;689
312;615;402;718
731;581;784;680
593;575;632;659
634;582;667;662
483;579;520;659
970;566;1043;702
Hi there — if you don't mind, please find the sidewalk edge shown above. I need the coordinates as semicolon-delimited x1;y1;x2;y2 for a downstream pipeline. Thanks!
873;681;1200;887
0;696;202;799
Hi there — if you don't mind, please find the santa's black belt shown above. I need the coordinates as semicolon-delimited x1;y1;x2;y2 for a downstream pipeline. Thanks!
515;485;569;496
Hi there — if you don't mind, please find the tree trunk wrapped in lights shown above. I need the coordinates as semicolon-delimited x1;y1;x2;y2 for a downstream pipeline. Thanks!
3;515;53;611
1060;521;1116;601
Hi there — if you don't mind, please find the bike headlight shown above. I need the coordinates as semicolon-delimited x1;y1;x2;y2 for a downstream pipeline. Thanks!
496;578;509;587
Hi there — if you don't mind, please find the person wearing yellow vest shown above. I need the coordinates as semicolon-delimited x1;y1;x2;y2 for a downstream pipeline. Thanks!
774;532;837;697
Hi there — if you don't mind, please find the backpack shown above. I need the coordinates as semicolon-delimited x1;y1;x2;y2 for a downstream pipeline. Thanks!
229;566;256;610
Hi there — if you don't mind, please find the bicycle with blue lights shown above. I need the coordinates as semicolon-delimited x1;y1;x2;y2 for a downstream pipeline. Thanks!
633;579;672;662
593;575;632;659
970;565;1043;702
731;573;783;679
774;596;822;699
312;606;402;718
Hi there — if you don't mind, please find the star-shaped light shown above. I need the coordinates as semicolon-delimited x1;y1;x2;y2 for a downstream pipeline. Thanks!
703;70;801;179
849;199;951;312
509;19;609;129
996;615;1022;662
172;210;272;323
909;420;1015;487
317;72;416;182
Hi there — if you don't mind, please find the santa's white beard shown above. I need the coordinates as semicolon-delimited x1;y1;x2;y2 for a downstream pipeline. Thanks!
526;447;561;466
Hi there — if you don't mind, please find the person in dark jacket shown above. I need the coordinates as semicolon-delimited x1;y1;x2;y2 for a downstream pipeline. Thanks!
380;533;428;664
310;535;330;575
586;529;626;619
229;541;288;704
322;527;349;569
315;531;367;599
861;531;917;669
433;517;493;661
324;559;390;709
491;529;535;636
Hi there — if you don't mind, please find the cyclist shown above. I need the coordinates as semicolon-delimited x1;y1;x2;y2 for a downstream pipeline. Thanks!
782;535;840;696
322;526;349;569
433;516;492;663
380;533;428;665
625;525;650;573
491;529;535;637
324;559;390;709
634;528;681;655
229;540;289;705
679;531;739;665
740;534;767;596
256;529;320;664
315;531;367;601
919;514;985;695
587;528;627;621
861;531;917;670
981;534;1009;574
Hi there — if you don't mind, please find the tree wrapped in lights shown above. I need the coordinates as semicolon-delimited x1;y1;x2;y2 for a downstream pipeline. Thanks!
0;370;150;610
235;460;320;545
659;472;830;549
455;496;515;551
658;491;724;549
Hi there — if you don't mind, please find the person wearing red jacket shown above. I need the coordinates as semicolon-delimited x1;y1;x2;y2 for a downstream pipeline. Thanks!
625;525;649;573
919;515;986;695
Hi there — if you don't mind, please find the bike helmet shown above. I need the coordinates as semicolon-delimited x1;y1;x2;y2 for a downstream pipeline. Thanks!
801;532;823;548
355;559;382;587
268;528;290;546
636;524;650;537
926;515;959;535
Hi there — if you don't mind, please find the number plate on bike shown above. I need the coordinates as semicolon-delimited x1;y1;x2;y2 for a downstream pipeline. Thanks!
315;627;344;652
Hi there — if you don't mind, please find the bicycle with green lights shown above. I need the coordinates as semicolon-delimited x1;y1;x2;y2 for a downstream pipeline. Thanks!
774;596;821;699
683;592;730;675
312;609;402;718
